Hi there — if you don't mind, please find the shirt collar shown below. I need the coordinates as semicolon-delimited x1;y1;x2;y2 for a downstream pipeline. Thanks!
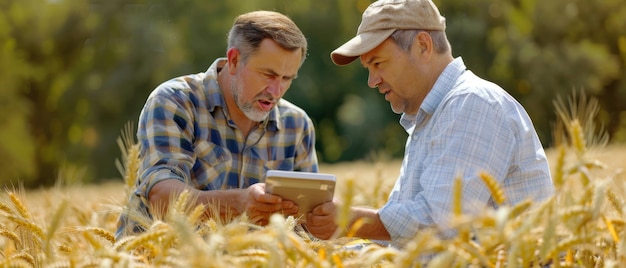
400;57;467;131
421;57;467;115
203;58;280;131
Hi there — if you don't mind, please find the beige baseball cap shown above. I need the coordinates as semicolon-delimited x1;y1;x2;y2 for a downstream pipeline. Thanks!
331;0;446;66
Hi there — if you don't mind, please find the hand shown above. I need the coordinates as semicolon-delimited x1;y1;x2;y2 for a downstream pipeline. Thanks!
304;201;339;240
241;183;299;225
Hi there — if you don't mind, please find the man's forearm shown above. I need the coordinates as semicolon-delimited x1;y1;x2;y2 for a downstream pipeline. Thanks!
350;207;391;240
148;179;243;220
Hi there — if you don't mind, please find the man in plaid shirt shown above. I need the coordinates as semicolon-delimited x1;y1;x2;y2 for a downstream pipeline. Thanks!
116;10;318;238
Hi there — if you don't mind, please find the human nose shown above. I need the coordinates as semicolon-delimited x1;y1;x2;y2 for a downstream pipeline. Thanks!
266;78;283;98
367;71;382;88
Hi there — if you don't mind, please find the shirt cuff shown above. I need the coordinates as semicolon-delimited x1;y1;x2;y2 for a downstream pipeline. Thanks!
136;167;187;204
378;201;422;247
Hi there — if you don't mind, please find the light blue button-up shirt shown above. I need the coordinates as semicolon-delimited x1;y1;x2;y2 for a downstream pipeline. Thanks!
378;57;554;246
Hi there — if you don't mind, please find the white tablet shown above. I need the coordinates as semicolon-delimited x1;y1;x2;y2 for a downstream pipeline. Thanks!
264;170;336;219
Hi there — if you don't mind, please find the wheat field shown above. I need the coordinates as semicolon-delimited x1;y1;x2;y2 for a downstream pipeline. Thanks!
2;95;626;267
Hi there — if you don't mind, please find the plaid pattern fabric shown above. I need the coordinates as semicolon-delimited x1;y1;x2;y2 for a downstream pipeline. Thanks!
378;57;554;247
116;58;318;237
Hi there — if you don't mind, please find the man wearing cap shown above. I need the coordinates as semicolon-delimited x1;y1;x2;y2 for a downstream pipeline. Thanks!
305;0;554;247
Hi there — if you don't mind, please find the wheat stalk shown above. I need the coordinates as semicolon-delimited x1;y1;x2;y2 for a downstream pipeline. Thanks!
336;176;355;239
1;94;623;267
427;251;456;267
553;90;608;150
362;246;399;266
602;216;620;244
479;172;506;206
115;121;140;196
453;175;463;217
287;233;324;268
123;222;171;252
82;229;105;250
44;198;69;259
553;145;567;188
394;230;437;267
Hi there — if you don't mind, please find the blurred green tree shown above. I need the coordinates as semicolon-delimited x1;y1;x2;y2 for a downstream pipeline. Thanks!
487;0;626;144
3;0;625;187
0;0;100;186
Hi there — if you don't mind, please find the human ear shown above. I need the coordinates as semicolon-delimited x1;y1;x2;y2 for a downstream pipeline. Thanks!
226;48;240;75
414;32;433;55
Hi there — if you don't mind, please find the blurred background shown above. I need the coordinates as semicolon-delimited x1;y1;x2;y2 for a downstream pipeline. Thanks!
1;0;625;188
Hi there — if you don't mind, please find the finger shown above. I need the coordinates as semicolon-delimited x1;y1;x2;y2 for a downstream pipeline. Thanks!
303;223;333;240
252;202;284;213
256;192;283;204
249;183;280;203
312;202;334;215
249;211;272;226
281;200;296;209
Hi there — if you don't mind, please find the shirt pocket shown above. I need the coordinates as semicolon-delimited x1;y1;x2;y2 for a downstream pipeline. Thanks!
195;141;232;188
264;157;295;171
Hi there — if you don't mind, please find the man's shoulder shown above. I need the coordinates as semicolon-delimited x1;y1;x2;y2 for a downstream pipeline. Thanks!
448;71;513;104
272;99;313;129
154;73;205;94
276;99;309;117
147;72;215;106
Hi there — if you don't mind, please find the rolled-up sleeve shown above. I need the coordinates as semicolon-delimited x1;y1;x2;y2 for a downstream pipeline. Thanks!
135;88;197;203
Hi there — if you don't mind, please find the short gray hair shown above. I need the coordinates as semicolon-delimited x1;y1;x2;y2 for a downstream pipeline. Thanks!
389;29;450;54
227;11;308;64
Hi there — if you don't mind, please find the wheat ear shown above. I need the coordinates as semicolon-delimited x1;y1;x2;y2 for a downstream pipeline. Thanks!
507;199;533;220
0;229;22;249
57;244;72;254
82;230;105;250
0;201;14;215
287;234;322;268
83;227;116;244
123;223;170;251
7;215;45;241
8;192;31;220
606;189;623;217
568;119;586;160
479;172;505;206
2;252;36;267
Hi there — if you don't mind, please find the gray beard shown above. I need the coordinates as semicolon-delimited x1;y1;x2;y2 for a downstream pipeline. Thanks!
232;78;270;122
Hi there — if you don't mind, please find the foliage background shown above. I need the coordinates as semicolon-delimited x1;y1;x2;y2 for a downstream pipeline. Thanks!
1;0;625;187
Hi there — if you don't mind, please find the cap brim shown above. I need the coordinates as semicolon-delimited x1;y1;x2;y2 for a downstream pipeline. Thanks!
330;29;396;66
